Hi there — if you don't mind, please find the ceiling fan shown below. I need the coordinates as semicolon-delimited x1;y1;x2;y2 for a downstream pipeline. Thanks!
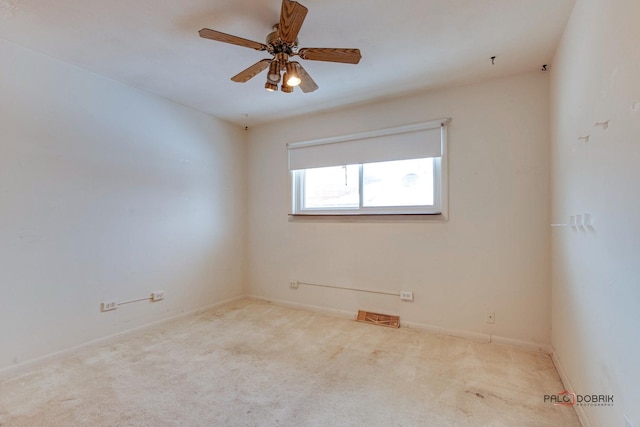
198;0;361;93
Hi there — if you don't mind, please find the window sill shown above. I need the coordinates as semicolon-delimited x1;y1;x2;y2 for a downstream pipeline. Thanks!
288;213;448;223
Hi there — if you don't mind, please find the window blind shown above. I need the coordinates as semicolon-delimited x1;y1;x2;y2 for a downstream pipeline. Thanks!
287;119;448;171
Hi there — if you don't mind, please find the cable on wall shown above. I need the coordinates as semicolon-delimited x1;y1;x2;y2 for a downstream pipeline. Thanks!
295;280;400;297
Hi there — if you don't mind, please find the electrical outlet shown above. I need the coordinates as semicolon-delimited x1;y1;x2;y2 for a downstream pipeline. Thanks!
289;281;299;289
486;312;496;324
400;291;414;301
101;301;117;312
151;291;164;301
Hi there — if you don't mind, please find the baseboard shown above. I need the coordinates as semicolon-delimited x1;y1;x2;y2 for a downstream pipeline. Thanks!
248;294;551;354
400;320;551;354
0;294;245;381
401;319;491;343
551;349;590;427
491;335;553;354
247;295;355;320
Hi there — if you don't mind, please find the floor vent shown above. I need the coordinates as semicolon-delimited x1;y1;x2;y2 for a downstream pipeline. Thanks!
356;310;400;328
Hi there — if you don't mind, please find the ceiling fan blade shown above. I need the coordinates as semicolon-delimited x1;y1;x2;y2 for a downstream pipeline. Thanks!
292;62;318;93
199;28;267;51
298;48;362;64
279;0;308;45
231;59;272;83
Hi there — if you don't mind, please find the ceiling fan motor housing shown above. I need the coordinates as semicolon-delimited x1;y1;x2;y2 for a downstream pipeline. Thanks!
266;24;298;56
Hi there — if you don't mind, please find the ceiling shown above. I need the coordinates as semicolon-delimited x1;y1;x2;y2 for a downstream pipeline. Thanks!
0;0;575;127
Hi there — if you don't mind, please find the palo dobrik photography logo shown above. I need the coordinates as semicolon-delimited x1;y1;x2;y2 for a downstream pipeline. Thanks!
544;390;614;407
544;390;576;406
554;390;576;406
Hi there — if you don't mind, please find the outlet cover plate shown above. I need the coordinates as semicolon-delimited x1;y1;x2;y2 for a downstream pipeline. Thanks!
101;301;117;312
486;312;496;324
400;291;414;301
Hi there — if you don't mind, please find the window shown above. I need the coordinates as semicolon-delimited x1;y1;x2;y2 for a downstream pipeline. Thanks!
288;119;449;216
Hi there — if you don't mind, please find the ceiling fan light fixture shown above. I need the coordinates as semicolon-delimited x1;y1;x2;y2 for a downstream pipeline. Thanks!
285;62;301;87
267;61;281;83
280;82;294;93
265;81;278;92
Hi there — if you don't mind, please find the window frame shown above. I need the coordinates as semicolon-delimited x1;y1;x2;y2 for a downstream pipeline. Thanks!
292;159;442;215
289;119;449;218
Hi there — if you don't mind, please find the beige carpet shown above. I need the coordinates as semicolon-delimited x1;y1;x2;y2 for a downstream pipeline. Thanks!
0;299;580;426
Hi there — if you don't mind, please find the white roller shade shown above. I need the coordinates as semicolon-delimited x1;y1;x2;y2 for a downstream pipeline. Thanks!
288;119;448;171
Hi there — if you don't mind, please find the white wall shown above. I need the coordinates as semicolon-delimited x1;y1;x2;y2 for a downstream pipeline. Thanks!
248;72;551;348
550;0;640;425
0;40;247;372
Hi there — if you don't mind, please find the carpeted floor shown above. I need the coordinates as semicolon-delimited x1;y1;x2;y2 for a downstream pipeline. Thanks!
0;298;580;426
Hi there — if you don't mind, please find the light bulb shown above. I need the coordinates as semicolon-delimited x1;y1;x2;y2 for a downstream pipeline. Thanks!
285;62;301;87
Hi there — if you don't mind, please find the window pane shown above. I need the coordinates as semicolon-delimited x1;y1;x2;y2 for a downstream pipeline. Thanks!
363;158;434;207
303;165;359;209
